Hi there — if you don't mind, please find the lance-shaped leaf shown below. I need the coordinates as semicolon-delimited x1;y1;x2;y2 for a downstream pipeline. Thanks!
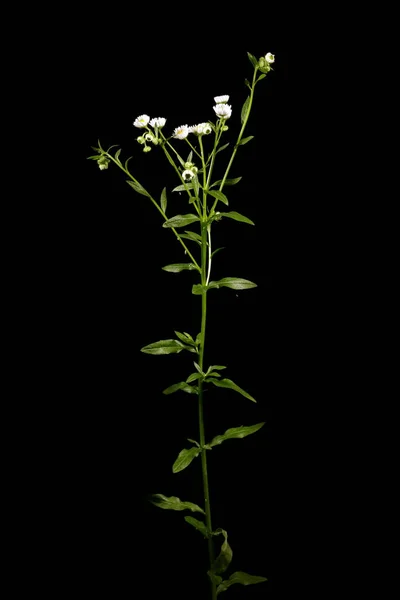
160;187;167;213
173;446;202;473
163;382;199;395
216;571;268;595
211;247;225;258
210;529;232;575
192;284;207;295
162;263;197;273
151;494;205;514
207;190;229;206
247;51;258;69
208;277;257;290
184;516;209;538
174;331;195;345
172;183;194;192
220;211;255;225
163;214;200;228
141;339;192;355
210;177;242;188
186;372;202;383
215;142;230;155
241;96;250;124
126;179;151;198
207;378;256;403
209;423;265;447
237;135;254;146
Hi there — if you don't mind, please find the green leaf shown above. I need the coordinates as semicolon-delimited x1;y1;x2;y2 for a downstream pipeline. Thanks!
172;446;202;473
209;423;265;447
244;78;252;90
184;516;208;538
186;150;193;163
151;494;205;514
216;571;267;595
247;52;258;69
207;378;256;403
186;372;202;383
241;96;250;124
163;381;199;395
208;365;227;371
160;187;167;213
141;339;191;355
215;143;230;155
183;230;202;242
174;331;195;345
237;135;254;146
163;214;200;228
192;284;207;295
124;156;133;171
210;177;242;188
126;180;151;198
193;361;203;375
205;372;221;378
220;211;255;225
187;438;199;447
257;73;267;82
115;148;122;161
210;529;232;575
207;190;229;206
209;277;257;290
211;247;225;258
162;263;197;272
172;183;194;192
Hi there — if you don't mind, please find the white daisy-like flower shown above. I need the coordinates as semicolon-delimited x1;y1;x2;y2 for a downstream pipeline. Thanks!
133;114;150;128
149;117;166;128
173;125;189;140
214;95;229;104
265;52;275;64
182;169;196;181
190;123;210;136
213;104;232;119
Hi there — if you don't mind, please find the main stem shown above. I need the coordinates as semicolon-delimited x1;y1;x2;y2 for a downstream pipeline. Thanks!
198;195;216;600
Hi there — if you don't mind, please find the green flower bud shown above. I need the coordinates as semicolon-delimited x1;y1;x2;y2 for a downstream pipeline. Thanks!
143;145;152;153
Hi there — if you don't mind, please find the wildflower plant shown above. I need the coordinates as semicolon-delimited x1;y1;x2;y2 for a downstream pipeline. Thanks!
88;51;275;599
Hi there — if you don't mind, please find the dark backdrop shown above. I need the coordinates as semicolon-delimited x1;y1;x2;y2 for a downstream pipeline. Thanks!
23;19;296;600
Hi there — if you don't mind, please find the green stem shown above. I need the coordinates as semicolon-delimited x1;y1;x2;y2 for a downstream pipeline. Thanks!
198;138;217;600
105;152;201;272
210;65;259;214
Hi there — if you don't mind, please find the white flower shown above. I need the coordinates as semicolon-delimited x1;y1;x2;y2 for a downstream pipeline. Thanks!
213;103;232;119
149;117;166;128
182;169;196;181
265;52;275;64
214;95;229;104
173;125;189;140
190;122;212;136
133;114;150;128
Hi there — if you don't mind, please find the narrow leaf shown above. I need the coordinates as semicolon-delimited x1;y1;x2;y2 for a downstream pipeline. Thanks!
205;372;221;378
163;381;198;395
183;230;202;242
247;52;258;69
160;187;167;213
241;96;250;124
207;190;229;206
237;135;254;146
216;571;267;595
187;438;199;447
172;183;194;192
174;331;195;345
193;362;203;375
211;247;225;258
162;263;197;272
126;180;151;198
192;284;206;295
179;233;202;246
209;277;257;290
151;494;205;514
124;156;133;171
140;339;190;355
210;177;242;188
184;516;208;537
186;372;202;383
207;378;256;402
257;73;267;82
115;148;122;161
211;529;232;575
186;150;193;163
220;211;255;225
172;447;202;473
209;423;265;447
163;214;200;228
215;143;230;155
208;365;227;371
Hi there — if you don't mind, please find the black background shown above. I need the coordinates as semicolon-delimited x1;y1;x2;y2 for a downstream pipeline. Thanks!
16;16;300;600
